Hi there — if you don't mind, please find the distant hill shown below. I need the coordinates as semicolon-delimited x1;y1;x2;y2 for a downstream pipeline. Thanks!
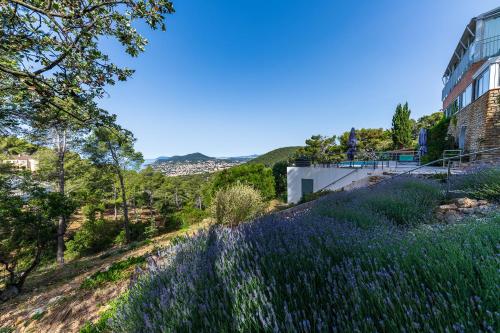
165;152;214;163
247;146;301;166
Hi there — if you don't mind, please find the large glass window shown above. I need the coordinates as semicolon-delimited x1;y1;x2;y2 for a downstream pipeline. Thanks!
475;68;490;98
484;16;500;40
462;84;472;108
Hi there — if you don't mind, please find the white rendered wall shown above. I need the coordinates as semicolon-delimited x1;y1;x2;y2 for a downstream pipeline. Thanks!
287;166;383;204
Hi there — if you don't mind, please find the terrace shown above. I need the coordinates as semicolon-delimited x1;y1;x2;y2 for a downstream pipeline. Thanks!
442;7;500;101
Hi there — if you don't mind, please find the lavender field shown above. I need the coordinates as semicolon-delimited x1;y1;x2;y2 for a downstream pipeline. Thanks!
109;177;499;332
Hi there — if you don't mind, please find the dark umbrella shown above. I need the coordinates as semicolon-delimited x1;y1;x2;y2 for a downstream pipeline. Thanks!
418;128;427;157
347;127;357;161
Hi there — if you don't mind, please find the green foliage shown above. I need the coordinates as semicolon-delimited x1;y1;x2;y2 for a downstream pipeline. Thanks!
339;128;392;152
421;117;455;164
66;218;121;258
211;183;265;227
109;198;500;332
318;178;443;227
413;112;443;137
0;136;37;158
0;327;14;333
212;163;275;200
272;161;288;201
451;167;500;201
0;170;61;294
170;207;209;230
81;257;145;290
294;135;343;164
391;102;413;149
248;147;301;166
1;1;174;127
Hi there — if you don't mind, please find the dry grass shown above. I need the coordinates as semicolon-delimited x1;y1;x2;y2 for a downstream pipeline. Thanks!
0;220;209;333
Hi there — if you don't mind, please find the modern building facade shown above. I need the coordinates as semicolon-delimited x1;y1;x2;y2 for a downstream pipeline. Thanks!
442;7;500;159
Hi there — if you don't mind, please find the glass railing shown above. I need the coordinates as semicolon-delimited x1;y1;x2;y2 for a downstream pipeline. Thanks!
442;35;500;100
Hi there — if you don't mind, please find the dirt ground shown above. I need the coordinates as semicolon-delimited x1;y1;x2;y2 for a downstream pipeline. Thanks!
0;221;208;333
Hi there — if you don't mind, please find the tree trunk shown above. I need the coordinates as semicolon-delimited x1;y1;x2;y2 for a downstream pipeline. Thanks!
117;170;131;243
56;144;66;265
113;183;118;221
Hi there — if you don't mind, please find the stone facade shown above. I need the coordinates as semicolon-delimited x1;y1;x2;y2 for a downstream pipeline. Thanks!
448;88;500;160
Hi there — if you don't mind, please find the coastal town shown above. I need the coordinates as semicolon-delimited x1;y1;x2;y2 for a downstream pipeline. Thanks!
150;159;244;176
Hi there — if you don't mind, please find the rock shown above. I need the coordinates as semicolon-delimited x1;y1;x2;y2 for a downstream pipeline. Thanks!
478;200;488;206
438;204;458;212
458;208;474;214
444;211;461;224
31;307;45;317
475;205;492;215
456;198;478;208
47;295;63;306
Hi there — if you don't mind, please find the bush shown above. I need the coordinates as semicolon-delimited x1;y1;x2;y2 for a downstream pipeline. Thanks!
113;222;148;246
109;207;500;332
421;117;455;164
211;183;265;227
272;160;288;201
318;178;443;227
211;163;275;200
450;167;500;201
66;218;121;258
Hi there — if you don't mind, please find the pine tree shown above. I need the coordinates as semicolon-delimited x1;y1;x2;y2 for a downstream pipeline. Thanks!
391;102;413;149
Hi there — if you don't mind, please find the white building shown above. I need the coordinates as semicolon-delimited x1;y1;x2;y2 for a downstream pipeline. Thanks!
2;155;39;172
287;166;385;204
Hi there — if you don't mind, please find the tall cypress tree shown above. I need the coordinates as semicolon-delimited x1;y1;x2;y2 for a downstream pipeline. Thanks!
391;102;413;149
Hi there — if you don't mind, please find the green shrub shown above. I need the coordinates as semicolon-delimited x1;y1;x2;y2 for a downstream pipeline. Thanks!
67;218;121;258
211;183;265;227
421;117;455;164
114;222;148;246
211;163;275;200
451;167;500;201
319;178;443;227
171;206;209;229
272;160;288;200
81;256;145;290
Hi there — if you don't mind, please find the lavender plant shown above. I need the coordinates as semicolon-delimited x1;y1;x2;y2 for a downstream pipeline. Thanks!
109;178;499;333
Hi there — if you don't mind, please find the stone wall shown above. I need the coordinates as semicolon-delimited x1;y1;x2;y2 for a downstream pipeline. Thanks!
447;88;500;161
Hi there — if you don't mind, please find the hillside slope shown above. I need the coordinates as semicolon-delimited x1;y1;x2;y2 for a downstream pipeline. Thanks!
103;170;500;332
247;146;301;166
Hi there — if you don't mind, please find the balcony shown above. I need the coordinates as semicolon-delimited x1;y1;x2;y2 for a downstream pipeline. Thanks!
442;35;500;101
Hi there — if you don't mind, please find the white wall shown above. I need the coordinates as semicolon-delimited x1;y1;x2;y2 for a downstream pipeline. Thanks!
287;166;383;204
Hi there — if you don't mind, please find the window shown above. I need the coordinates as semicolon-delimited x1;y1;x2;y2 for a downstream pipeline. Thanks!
475;68;490;98
462;84;472;108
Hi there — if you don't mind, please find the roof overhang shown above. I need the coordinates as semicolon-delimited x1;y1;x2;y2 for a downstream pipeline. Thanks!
443;19;476;79
443;6;500;79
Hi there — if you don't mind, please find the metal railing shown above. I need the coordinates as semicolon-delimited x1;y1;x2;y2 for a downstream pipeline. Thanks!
442;35;500;100
442;149;463;167
371;146;500;190
291;150;420;169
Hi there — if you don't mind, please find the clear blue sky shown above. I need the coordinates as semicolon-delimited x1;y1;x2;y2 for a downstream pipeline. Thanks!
98;0;499;158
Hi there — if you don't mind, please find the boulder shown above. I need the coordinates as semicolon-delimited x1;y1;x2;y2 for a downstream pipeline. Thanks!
478;200;488;206
456;198;478;208
438;204;458;212
444;211;461;224
458;208;474;214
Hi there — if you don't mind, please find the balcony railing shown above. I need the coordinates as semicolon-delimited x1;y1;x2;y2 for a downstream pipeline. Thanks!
442;35;500;100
